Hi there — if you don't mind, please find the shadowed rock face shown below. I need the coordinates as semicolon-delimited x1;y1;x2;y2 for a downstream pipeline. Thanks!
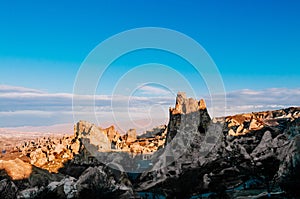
75;121;166;154
137;103;300;198
1;92;300;198
166;92;211;144
0;179;18;199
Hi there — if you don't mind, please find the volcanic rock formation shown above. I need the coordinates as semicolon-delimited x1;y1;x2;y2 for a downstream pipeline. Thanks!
0;92;300;198
136;98;300;198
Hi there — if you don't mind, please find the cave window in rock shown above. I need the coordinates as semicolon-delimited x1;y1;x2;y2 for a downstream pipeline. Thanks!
88;156;95;164
198;125;205;134
111;142;116;149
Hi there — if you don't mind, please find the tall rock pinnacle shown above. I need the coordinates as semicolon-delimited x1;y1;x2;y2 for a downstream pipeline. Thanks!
170;92;207;115
166;92;211;143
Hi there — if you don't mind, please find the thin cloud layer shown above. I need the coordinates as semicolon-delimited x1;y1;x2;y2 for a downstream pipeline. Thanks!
0;85;43;94
0;85;174;129
1;85;300;130
210;88;300;116
138;85;172;96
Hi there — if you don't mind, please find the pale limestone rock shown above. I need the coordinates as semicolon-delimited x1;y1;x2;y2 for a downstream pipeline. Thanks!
228;129;236;136
75;120;111;152
170;92;207;115
126;129;137;143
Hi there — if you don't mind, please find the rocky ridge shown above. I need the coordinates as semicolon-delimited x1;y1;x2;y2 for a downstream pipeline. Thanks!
4;120;166;173
0;92;300;198
136;95;300;198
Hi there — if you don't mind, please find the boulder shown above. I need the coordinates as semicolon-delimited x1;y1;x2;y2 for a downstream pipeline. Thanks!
75;166;133;199
30;148;48;167
75;120;111;152
126;129;137;143
0;158;32;180
17;187;39;199
0;179;18;199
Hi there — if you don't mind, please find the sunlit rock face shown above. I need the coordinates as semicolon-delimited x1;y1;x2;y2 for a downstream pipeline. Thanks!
226;107;300;136
169;92;207;115
125;129;137;143
3;119;167;177
13;135;80;173
0;158;32;180
75;120;111;154
74;121;167;155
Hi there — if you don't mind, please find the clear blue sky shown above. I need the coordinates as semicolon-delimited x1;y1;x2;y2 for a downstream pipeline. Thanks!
1;0;300;93
1;0;300;129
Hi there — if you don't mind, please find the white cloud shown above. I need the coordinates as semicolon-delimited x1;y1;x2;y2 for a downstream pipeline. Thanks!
206;88;300;117
0;84;175;130
138;85;172;96
0;110;55;116
1;85;300;132
0;85;44;94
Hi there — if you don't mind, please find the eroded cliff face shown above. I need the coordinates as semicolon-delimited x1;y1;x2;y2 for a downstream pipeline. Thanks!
137;93;218;192
166;92;211;144
5;120;166;175
225;107;300;136
137;100;300;198
0;121;167;198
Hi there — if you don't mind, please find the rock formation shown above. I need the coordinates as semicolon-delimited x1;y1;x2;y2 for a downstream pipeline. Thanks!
136;100;300;198
166;92;211;143
0;92;300;198
125;129;137;143
5;120;166;175
226;107;300;136
75;120;111;152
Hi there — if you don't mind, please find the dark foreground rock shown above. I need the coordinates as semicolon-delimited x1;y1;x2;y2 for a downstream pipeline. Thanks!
32;165;133;199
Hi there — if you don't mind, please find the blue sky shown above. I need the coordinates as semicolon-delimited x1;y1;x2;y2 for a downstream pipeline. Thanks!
0;0;300;130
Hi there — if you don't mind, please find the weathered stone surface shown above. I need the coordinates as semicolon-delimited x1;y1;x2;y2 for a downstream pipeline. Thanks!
102;125;120;143
0;179;18;199
169;92;207;115
75;120;111;152
17;187;39;199
0;158;32;180
125;129;137;143
42;177;77;199
166;92;211;143
136;103;300;198
30;148;48;167
75;166;133;199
